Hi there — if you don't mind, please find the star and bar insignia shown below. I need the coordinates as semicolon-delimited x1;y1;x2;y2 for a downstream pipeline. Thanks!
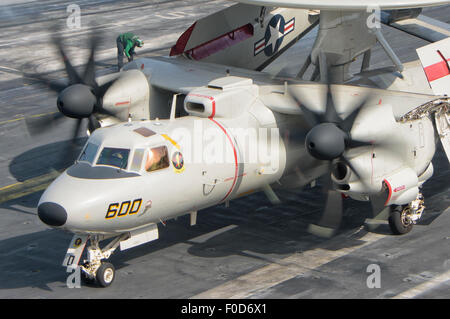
254;14;295;56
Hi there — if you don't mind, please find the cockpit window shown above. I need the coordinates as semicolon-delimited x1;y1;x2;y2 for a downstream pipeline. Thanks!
145;146;169;172
78;142;99;165
130;148;146;172
97;147;130;169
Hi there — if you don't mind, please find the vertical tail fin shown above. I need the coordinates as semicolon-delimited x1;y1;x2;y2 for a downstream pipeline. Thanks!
416;37;450;96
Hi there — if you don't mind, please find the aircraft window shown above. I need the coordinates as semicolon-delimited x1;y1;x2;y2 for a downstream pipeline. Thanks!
78;142;99;164
145;146;169;172
96;147;130;170
130;148;145;172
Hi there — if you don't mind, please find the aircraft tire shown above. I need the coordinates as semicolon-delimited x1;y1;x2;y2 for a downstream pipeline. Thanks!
96;262;115;287
388;206;413;235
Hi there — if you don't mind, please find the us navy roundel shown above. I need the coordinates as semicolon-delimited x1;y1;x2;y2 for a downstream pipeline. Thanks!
254;15;295;57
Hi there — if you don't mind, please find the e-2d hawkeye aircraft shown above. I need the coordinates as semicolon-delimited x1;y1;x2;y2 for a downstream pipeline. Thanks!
29;0;450;287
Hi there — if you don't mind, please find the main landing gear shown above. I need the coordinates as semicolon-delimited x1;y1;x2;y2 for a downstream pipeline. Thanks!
388;193;425;235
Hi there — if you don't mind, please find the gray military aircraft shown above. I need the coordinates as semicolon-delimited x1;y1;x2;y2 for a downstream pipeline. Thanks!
29;0;450;287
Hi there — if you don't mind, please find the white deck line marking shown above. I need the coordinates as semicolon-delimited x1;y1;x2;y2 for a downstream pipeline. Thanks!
191;232;385;299
392;270;450;299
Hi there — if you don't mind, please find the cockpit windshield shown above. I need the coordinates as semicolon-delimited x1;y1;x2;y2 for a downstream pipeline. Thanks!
78;142;99;165
96;147;130;169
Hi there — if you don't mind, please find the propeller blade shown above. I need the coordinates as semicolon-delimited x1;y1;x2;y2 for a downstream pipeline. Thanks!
316;55;339;123
94;78;115;100
323;83;341;124
61;118;85;166
71;118;83;144
52;34;82;85
23;73;67;93
369;189;390;219
339;93;370;133
346;138;373;149
92;72;119;113
308;164;343;238
321;190;343;228
339;154;376;197
25;112;66;135
365;187;391;231
88;115;101;132
308;189;343;238
288;87;320;128
82;32;101;88
95;105;122;121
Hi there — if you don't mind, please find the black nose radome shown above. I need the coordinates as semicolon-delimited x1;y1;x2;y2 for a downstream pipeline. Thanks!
38;202;67;227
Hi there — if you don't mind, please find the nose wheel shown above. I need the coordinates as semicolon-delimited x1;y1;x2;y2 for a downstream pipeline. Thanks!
96;262;115;287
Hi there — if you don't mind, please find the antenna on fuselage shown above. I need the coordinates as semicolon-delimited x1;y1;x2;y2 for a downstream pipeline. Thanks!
170;93;180;121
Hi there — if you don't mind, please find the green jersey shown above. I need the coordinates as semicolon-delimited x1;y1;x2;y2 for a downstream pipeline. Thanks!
118;32;142;58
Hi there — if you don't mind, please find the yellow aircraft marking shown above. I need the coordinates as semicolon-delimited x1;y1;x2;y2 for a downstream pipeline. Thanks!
0;170;60;204
161;134;181;150
0;111;58;126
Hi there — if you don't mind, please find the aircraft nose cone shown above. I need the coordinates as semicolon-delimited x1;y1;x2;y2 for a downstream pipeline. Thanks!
38;202;67;227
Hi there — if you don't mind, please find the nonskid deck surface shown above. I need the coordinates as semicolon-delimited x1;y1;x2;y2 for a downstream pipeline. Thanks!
0;0;448;299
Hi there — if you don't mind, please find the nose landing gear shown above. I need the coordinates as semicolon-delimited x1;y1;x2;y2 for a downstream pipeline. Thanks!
63;233;129;287
79;234;128;287
62;224;159;287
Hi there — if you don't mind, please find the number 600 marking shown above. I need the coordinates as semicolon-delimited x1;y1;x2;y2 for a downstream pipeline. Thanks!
105;199;142;219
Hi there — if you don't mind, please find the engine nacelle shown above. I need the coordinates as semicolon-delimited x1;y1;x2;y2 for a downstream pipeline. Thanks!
102;69;150;121
383;167;419;206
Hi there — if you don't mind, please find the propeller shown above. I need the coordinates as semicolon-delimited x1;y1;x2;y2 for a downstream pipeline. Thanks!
289;80;388;237
25;29;119;161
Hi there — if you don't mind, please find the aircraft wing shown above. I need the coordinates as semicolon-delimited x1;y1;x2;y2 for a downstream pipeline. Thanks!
230;0;450;10
384;13;450;43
